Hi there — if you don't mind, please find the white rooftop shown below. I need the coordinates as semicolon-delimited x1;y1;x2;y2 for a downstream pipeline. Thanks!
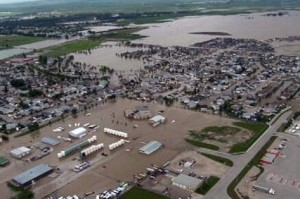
149;115;166;123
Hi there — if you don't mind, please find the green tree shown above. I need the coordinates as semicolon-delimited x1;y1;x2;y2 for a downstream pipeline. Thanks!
10;79;26;88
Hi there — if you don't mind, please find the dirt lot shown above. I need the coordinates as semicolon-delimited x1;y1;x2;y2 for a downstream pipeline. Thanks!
0;99;238;198
188;127;252;152
166;151;229;178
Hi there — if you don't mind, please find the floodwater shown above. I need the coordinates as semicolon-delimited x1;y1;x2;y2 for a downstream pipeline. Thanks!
0;37;79;60
88;25;121;32
134;11;300;46
18;38;78;50
0;48;31;59
72;41;147;71
71;11;300;70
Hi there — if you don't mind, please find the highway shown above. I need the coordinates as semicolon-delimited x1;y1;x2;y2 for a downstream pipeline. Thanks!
201;110;292;199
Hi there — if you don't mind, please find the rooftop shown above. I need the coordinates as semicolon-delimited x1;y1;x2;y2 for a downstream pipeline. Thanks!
172;174;203;190
42;136;60;146
10;146;31;155
149;115;166;123
139;141;162;155
12;164;53;186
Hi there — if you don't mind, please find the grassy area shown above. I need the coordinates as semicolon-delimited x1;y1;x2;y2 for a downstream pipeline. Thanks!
202;126;240;135
227;136;277;199
185;139;220;151
119;187;169;199
97;28;147;41
185;126;240;151
229;122;269;154
7;182;34;199
45;39;102;57
45;28;145;57
0;36;44;50
201;153;233;167
195;176;220;195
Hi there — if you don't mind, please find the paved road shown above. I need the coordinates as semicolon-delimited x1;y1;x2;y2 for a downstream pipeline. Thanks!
203;110;292;199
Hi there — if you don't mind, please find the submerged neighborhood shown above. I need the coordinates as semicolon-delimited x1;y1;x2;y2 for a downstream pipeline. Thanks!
0;1;300;199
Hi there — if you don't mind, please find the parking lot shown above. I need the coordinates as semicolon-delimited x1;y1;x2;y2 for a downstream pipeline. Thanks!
255;134;300;199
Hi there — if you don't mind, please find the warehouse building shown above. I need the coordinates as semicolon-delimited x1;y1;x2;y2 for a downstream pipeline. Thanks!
149;115;166;127
42;136;60;146
10;146;31;159
172;174;203;191
69;127;87;138
12;164;53;187
139;141;162;155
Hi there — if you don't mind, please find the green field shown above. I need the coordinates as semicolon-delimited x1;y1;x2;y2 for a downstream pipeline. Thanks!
0;36;44;50
201;153;233;167
45;28;145;57
96;28;147;41
229;122;269;153
185;126;240;151
185;138;220;151
119;187;169;199
45;39;102;57
196;176;220;195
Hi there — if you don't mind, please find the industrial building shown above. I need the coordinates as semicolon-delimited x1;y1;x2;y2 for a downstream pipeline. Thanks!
10;146;31;159
12;164;53;187
69;127;87;138
124;105;152;120
42;136;60;146
172;174;203;191
139;141;162;155
149;115;166;127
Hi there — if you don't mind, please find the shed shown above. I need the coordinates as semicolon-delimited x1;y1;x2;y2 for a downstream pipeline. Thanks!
42;136;60;146
172;174;203;191
12;164;53;187
69;127;87;138
139;141;162;155
149;115;166;127
10;146;31;159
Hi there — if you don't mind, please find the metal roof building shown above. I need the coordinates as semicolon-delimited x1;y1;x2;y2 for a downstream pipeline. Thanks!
69;127;87;138
149;115;166;127
172;174;203;191
42;136;60;146
12;164;53;187
10;146;31;159
139;141;162;155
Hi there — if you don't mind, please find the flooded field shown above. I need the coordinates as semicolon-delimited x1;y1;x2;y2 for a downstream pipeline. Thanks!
0;48;31;59
134;11;300;46
72;41;148;71
0;38;80;60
